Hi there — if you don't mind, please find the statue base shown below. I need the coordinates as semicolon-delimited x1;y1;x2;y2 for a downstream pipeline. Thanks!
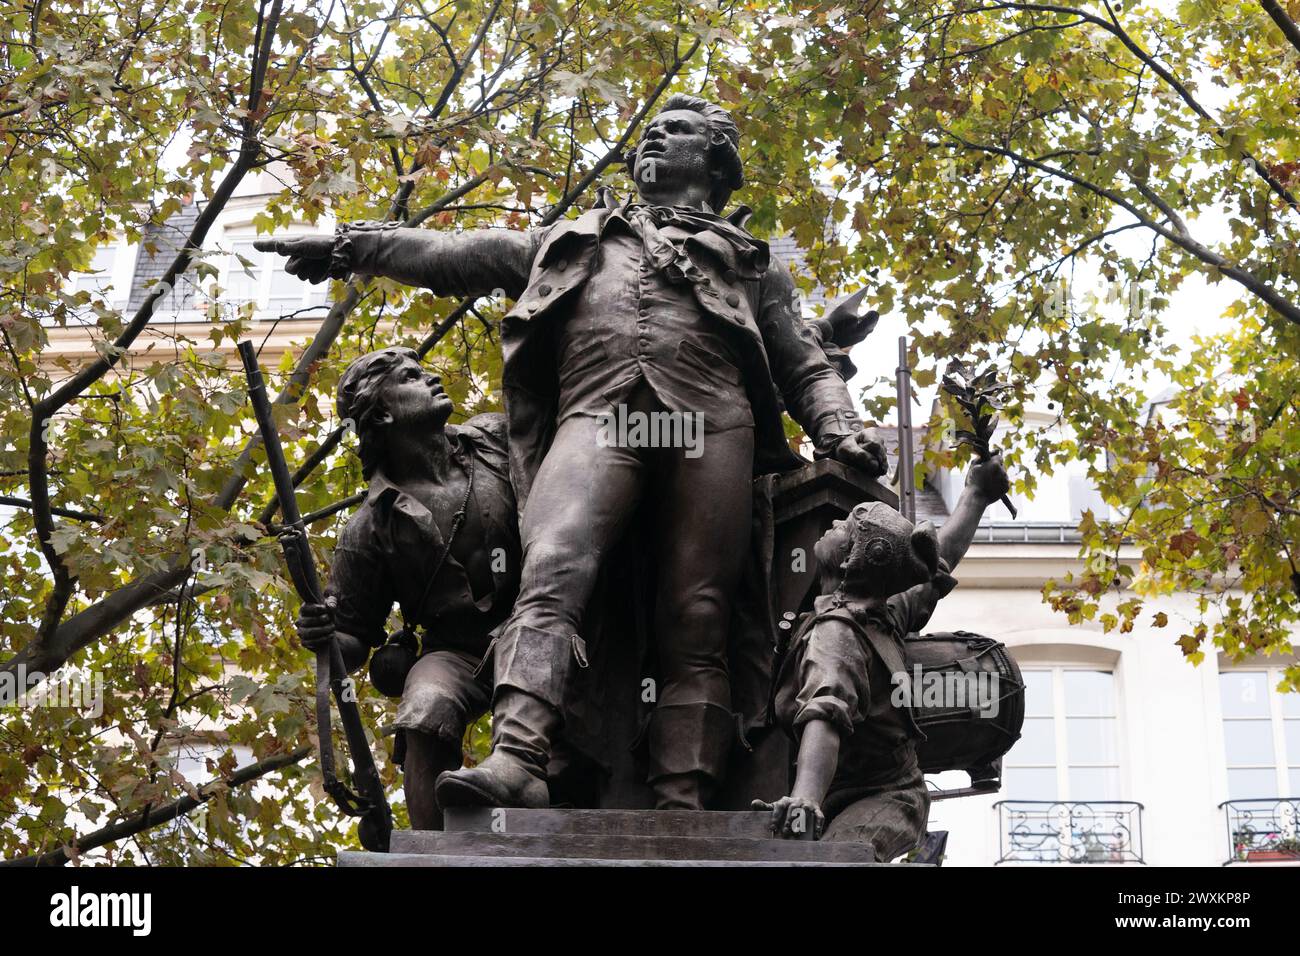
337;807;922;866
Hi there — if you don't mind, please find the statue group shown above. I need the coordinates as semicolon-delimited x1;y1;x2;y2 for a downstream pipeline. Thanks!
258;94;1014;862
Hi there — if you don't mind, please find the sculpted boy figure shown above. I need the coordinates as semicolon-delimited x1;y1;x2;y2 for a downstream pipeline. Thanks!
758;454;1010;859
293;347;519;829
261;94;886;811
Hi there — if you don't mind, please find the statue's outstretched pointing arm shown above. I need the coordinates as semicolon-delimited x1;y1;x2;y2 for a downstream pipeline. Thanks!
255;222;544;300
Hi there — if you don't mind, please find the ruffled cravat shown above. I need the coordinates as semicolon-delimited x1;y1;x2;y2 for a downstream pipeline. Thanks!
624;203;769;288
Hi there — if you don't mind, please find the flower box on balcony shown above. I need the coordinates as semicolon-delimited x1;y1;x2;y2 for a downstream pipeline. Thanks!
1244;849;1300;862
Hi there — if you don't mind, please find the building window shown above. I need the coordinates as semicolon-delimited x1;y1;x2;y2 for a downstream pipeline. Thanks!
1220;670;1300;800
221;235;331;316
994;666;1141;864
268;256;308;312
1004;668;1121;801
69;245;120;303
1067;473;1108;522
224;241;263;306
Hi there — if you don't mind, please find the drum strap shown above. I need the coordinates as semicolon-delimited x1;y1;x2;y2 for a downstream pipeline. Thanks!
802;608;927;743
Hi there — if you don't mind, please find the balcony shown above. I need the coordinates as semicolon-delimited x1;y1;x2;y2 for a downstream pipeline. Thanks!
1221;798;1300;864
995;800;1145;864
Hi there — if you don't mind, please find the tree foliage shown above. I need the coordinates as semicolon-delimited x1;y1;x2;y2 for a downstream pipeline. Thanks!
1;0;1297;864
743;0;1300;680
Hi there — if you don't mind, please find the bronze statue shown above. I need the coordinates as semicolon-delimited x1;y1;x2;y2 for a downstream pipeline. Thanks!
757;454;1010;859
259;94;888;813
292;347;520;829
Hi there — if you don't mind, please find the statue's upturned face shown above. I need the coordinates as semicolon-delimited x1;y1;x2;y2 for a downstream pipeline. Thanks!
815;513;855;571
377;354;453;431
631;108;713;202
815;502;940;597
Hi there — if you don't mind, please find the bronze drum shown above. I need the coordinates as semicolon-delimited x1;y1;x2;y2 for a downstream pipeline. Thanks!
903;631;1025;788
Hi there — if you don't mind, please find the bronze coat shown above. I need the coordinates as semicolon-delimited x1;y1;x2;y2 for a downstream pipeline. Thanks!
347;193;864;513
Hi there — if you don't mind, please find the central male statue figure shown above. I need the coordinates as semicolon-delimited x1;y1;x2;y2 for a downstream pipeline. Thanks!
259;95;885;810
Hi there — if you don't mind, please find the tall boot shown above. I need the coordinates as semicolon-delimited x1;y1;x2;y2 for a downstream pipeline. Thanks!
434;688;558;808
434;624;582;808
646;701;736;810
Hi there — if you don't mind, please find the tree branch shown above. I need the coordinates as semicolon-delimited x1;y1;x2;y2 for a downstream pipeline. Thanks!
1260;0;1300;58
946;2;1300;214
0;745;312;867
0;496;105;523
938;127;1300;325
22;0;288;647
406;169;490;226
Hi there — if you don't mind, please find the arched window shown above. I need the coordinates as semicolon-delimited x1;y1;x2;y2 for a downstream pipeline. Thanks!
1004;666;1120;801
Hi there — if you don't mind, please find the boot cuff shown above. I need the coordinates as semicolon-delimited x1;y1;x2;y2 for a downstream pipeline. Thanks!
493;623;585;710
646;701;737;781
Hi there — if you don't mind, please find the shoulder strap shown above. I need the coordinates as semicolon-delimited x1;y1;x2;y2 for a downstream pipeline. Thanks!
808;608;926;742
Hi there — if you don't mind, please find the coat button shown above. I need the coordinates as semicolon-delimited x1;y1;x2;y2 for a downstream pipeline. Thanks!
556;260;569;272
725;292;741;308
724;269;738;283
538;284;552;297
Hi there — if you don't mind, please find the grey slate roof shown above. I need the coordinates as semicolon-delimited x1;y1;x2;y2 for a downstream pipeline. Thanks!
125;197;203;313
871;423;951;524
768;235;830;313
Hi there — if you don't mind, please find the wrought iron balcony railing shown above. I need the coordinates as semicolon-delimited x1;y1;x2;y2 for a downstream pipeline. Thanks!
995;800;1145;864
1220;798;1300;865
